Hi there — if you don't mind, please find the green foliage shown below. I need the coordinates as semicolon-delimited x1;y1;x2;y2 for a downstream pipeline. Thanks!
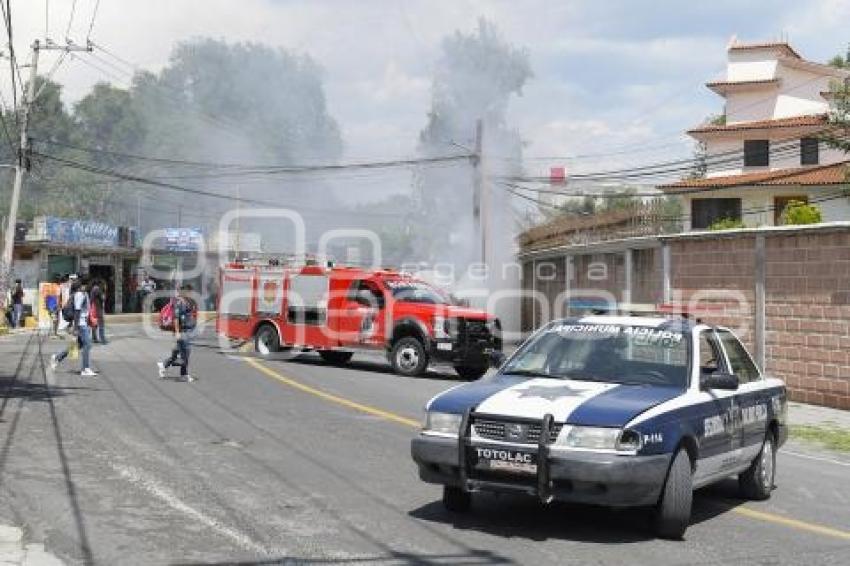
822;71;850;155
792;425;850;452
828;54;847;69
780;200;822;225
708;217;745;231
16;38;343;229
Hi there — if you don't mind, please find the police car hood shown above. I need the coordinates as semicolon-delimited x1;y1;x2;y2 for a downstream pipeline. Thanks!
428;375;684;427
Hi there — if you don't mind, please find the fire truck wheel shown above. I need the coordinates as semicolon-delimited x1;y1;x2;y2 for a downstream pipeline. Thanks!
319;351;354;365
390;337;429;377
454;365;487;380
254;324;280;357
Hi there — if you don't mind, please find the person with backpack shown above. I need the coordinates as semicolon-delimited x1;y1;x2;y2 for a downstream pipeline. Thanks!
50;280;97;377
157;284;197;382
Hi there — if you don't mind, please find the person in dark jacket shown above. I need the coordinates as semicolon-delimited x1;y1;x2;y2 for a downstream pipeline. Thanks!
157;284;197;382
11;279;24;328
90;279;107;344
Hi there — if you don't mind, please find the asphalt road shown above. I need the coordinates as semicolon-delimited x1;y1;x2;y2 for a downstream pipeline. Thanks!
1;326;849;565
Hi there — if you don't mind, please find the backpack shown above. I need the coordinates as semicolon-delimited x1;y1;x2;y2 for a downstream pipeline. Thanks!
61;295;76;323
180;298;198;330
159;299;175;331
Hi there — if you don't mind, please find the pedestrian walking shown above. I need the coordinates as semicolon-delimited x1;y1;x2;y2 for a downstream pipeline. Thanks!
58;274;74;332
45;276;61;337
50;280;97;377
11;279;24;328
139;273;156;313
157;284;197;382
90;279;107;344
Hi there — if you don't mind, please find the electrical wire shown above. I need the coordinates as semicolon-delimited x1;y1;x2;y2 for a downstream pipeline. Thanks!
65;0;77;41
33;137;473;173
85;0;100;43
31;150;411;218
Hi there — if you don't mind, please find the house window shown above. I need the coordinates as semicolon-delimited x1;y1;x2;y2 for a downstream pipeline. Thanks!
691;198;742;229
774;195;809;225
800;137;819;165
744;140;769;167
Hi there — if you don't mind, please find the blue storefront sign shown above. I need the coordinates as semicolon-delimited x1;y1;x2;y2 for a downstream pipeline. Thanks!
164;227;204;252
45;217;119;247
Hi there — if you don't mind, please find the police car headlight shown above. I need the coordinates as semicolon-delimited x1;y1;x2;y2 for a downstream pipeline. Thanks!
424;412;462;435
557;426;620;450
556;426;643;452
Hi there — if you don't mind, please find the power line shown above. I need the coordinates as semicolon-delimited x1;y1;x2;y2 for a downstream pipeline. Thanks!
34;137;473;173
85;0;100;42
31;150;410;218
65;0;77;41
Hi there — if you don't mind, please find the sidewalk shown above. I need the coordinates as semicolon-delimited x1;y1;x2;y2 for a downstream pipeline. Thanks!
0;526;63;566
787;401;850;430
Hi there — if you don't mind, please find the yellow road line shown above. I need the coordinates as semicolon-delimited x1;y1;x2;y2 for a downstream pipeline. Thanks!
731;506;850;541
243;357;850;542
244;358;421;428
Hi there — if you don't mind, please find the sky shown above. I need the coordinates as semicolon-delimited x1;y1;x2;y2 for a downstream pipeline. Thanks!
4;0;850;177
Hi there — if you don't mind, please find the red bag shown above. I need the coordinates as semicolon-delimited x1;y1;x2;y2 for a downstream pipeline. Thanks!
88;307;99;328
159;299;175;331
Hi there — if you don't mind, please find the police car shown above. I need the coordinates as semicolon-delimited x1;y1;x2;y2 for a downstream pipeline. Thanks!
411;315;787;539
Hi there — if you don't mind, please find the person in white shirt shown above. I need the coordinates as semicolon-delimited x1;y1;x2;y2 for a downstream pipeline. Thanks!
50;280;97;377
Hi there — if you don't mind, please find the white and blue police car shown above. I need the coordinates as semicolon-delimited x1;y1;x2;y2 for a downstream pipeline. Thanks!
411;315;787;539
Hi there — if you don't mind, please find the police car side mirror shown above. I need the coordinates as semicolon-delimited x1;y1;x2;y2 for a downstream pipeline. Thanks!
700;372;739;391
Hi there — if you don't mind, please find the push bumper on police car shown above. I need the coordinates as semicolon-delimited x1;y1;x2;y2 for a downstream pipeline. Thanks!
411;411;671;507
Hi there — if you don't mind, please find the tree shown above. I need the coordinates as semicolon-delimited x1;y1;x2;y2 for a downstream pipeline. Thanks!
780;201;822;225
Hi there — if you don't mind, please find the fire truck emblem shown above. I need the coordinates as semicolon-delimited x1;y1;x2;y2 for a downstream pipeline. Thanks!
263;280;278;305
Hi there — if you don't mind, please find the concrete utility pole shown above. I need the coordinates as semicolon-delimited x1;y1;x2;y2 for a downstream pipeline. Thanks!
0;39;91;311
472;119;486;265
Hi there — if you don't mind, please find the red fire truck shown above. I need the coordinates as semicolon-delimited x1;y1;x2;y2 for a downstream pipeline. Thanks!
216;261;502;379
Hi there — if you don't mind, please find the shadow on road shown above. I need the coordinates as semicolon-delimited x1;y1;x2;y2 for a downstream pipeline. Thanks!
0;379;95;403
173;549;514;565
409;479;750;544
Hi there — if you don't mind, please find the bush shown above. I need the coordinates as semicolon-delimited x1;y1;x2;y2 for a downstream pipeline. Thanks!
780;201;822;225
708;217;745;231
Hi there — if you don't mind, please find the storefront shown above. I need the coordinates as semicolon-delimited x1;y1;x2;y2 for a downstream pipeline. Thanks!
13;216;140;316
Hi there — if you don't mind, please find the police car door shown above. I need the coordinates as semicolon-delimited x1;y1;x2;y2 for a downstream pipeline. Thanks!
694;328;739;484
716;329;766;467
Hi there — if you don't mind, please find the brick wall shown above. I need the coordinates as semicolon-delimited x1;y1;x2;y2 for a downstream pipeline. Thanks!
521;224;850;410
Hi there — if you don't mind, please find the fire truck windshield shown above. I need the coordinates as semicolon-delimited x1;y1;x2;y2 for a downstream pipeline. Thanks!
386;282;450;305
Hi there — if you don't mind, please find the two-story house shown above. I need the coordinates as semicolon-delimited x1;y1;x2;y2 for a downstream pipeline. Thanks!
660;40;850;230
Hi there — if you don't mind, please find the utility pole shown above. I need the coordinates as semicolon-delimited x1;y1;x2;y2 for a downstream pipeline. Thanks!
234;185;241;260
472;119;485;265
0;39;91;317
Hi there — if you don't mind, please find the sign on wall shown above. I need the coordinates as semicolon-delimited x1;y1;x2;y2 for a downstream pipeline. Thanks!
45;217;119;247
164;228;204;252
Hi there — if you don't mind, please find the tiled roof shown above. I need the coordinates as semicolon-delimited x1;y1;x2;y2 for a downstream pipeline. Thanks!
687;114;828;134
728;42;802;59
659;161;850;190
706;78;780;88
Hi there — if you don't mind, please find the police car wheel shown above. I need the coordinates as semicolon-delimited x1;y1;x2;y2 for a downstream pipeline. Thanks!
739;432;775;501
654;448;693;540
442;486;471;513
319;351;354;365
454;365;487;380
254;325;280;357
391;337;429;377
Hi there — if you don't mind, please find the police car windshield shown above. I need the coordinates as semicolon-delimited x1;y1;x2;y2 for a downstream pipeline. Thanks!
386;281;449;305
503;323;689;388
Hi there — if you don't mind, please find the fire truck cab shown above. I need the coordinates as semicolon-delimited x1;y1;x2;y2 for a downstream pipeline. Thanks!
216;261;502;379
